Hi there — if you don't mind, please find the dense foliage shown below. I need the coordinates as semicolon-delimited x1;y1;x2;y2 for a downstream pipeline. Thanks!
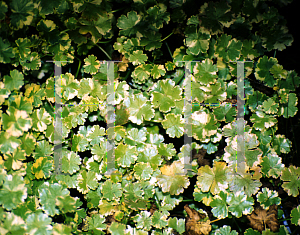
0;0;300;234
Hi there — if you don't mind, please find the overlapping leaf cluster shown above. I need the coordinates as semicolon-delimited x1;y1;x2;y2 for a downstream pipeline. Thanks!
0;0;299;234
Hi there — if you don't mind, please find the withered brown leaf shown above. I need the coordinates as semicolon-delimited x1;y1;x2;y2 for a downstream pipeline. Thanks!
184;204;211;235
191;148;209;166
247;204;279;232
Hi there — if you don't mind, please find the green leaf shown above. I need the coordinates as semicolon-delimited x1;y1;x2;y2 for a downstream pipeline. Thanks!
214;34;242;62
26;212;52;235
20;52;41;70
257;188;281;210
0;1;8;20
117;11;141;36
184;25;211;55
291;205;300;226
213;225;238;235
205;82;227;103
87;214;106;233
241;39;259;60
52;223;72;235
0;173;27;210
193;58;218;85
38;182;70;216
61;151;81;174
137;147;162;171
270;63;287;79
129;50;148;65
227;191;254;218
133;211;152;231
165;61;175;71
3;147;26;171
157;161;190;195
213;105;236;123
260;150;284;178
280;165;300;197
123;181;144;202
83;55;101;75
56;195;77;213
131;64;152;84
0;81;10;105
210;190;229;219
115;143;137;168
3;69;24;90
262;97;279;114
88;125;106;142
39;0;60;15
36;19;60;45
250;108;277;131
229;171;262;197
168;217;185;234
0;132;22;154
199;1;233;34
278;92;298;118
31;108;52;132
193;185;213;206
192;111;218;142
134;162;153;181
161;113;184;138
72;133;89;152
0;38;14;63
151;79;182;113
101;180;122;201
20;133;36;156
77;169;98;194
33;140;53;159
272;134;291;155
2;106;32;137
157;143;176;160
91;140;107;162
146;4;170;30
278;70;300;92
108;221;126;235
140;32;162;51
197;161;230;195
152;211;168;229
79;12;113;43
151;64;166;79
10;0;34;29
0;212;26;235
25;83;46;108
124;93;155;125
8;93;33;114
254;56;278;87
61;73;80;100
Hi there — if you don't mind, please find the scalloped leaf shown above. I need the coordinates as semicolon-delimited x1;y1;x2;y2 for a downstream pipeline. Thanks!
280;165;300;197
157;160;190;195
196;161;231;195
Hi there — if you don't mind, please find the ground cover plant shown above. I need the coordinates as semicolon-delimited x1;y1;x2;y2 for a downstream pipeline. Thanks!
0;0;300;234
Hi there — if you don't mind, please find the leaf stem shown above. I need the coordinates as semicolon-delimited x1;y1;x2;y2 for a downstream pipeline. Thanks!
75;58;81;79
232;217;242;233
94;43;112;60
160;32;174;42
291;226;299;235
210;218;222;223
154;190;161;211
278;217;291;222
165;42;173;60
97;38;114;44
